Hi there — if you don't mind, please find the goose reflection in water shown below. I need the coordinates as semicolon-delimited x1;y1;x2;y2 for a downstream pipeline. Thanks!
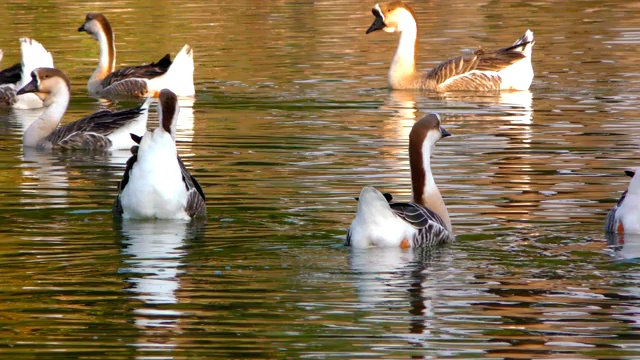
376;90;534;225
20;148;70;207
607;232;640;261
350;246;455;345
117;219;204;353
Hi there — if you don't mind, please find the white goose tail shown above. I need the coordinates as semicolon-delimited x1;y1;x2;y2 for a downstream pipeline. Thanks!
347;186;406;248
498;29;535;91
14;38;54;109
148;44;195;97
512;29;535;58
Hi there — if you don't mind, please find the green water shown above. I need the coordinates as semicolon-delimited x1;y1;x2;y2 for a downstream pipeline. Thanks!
0;0;639;358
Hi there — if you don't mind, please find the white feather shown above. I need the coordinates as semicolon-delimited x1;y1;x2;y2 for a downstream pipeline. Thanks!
119;128;188;220
348;186;417;248
146;45;195;97
14;38;54;109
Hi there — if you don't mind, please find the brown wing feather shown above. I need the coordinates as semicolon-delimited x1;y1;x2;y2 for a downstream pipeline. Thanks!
113;148;139;217
0;84;16;106
178;156;207;219
56;132;112;150
100;79;148;98
102;54;172;87
425;45;527;91
46;105;146;149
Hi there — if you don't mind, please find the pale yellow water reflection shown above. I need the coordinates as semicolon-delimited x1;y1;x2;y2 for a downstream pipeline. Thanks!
0;0;639;358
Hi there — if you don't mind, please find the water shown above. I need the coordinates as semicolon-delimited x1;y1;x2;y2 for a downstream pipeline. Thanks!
0;0;639;358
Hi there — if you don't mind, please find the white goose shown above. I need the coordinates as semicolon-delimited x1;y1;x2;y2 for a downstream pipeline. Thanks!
605;169;640;235
16;67;150;150
366;1;535;91
113;89;206;220
0;38;54;109
347;113;454;248
78;12;195;99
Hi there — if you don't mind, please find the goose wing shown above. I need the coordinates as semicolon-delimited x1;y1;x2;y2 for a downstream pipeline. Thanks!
178;156;207;219
605;190;627;233
426;41;529;91
0;84;16;106
100;78;149;98
390;202;453;246
0;63;21;106
102;54;172;86
0;62;22;85
113;148;139;217
47;105;147;149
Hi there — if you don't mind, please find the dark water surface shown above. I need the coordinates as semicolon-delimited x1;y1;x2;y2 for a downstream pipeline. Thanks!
0;0;639;358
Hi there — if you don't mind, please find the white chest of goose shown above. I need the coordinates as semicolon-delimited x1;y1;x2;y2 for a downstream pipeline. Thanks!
78;12;195;99
347;113;454;248
16;67;150;150
366;1;535;91
113;89;206;220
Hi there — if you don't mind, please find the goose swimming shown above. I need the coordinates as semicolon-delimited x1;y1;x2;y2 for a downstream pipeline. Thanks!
78;12;195;98
16;67;150;150
113;89;206;220
366;1;535;91
347;113;454;248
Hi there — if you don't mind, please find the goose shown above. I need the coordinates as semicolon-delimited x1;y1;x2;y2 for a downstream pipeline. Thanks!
366;1;535;91
347;113;454;248
0;38;54;109
78;12;195;99
113;89;206;220
16;67;150;150
605;169;640;235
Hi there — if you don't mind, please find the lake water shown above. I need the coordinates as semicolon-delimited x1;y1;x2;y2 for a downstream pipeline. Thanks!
0;0;639;358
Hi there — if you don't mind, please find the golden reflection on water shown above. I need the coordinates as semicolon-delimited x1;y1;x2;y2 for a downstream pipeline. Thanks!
0;0;639;358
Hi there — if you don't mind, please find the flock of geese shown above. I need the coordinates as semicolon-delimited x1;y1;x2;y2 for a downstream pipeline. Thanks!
0;2;637;247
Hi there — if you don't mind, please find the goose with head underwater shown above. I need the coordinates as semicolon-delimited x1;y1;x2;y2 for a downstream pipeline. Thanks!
0;38;54;109
366;1;535;91
605;169;640;235
78;12;195;99
16;67;150;150
347;113;454;248
113;89;206;220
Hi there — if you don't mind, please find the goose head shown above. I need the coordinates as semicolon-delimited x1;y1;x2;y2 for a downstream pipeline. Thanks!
16;67;70;105
366;1;418;34
410;113;451;157
78;12;112;41
158;89;179;141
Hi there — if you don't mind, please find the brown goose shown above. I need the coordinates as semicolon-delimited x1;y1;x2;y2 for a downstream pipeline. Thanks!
78;12;195;98
347;114;454;248
16;67;150;150
366;1;535;91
